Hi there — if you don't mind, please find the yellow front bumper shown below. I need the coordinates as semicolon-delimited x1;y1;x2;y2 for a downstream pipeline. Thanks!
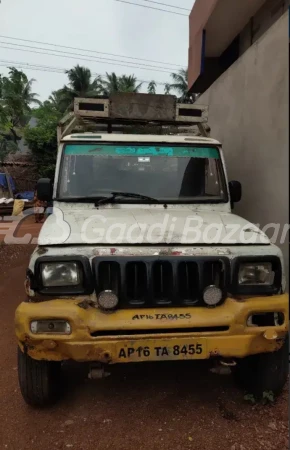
15;295;289;363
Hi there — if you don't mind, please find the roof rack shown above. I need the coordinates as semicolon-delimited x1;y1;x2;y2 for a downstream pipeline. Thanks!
57;93;209;143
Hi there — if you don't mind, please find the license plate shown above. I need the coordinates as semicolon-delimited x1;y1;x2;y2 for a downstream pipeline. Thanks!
115;339;207;362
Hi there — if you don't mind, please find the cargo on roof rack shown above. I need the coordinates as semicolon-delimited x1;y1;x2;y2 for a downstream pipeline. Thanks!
57;93;209;143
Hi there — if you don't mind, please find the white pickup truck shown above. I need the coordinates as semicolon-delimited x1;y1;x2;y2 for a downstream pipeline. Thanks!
15;93;288;407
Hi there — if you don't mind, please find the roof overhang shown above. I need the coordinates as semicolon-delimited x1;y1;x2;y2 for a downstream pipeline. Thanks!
204;0;267;57
188;0;267;90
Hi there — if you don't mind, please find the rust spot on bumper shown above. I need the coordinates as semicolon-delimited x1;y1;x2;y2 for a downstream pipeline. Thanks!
84;347;112;363
22;334;35;352
210;349;220;357
77;299;97;310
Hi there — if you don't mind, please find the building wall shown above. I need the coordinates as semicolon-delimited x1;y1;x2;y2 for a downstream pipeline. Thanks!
189;0;218;45
189;0;290;93
252;0;290;43
188;0;268;90
205;0;266;57
196;12;289;281
188;31;204;93
239;0;290;56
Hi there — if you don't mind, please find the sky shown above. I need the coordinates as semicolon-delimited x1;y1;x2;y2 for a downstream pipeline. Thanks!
0;0;195;101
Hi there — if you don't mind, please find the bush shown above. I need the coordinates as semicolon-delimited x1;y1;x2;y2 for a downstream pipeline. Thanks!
24;102;61;179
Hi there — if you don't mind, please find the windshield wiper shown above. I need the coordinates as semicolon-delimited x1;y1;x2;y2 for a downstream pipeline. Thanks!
96;191;160;206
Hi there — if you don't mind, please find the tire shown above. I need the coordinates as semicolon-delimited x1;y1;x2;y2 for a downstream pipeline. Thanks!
18;347;62;407
234;336;289;399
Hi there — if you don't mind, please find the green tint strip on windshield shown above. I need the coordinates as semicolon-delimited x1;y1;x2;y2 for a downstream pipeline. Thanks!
64;144;220;159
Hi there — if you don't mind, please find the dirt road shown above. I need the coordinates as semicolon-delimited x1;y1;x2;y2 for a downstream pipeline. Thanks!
0;236;288;450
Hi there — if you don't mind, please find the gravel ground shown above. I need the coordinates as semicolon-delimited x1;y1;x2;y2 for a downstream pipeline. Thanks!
0;240;288;450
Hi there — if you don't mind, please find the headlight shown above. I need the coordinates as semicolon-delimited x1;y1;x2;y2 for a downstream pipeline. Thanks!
41;262;81;287
34;256;94;295
232;256;282;296
238;263;274;286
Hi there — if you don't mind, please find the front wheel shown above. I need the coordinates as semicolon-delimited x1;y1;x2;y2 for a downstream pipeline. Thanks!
18;347;62;407
234;337;289;399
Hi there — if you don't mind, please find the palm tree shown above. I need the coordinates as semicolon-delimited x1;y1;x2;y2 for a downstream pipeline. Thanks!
164;83;171;95
59;65;101;110
119;75;142;93
98;72;143;95
99;72;119;95
48;89;69;114
0;67;40;142
147;80;157;95
1;68;40;117
170;68;193;103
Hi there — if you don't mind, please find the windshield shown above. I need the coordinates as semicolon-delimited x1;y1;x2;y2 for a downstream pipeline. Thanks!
58;143;227;203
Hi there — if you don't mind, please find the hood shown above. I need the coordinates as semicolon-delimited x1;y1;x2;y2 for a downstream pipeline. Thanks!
38;205;270;246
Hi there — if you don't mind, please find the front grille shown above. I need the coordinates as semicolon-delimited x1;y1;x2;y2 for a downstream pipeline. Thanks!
152;261;173;305
93;257;230;309
98;261;121;294
178;262;199;305
126;262;147;305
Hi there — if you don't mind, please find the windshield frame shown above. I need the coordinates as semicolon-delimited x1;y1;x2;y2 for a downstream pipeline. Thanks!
56;141;229;205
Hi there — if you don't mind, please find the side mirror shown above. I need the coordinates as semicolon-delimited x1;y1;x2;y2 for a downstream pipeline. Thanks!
229;180;242;206
37;178;53;202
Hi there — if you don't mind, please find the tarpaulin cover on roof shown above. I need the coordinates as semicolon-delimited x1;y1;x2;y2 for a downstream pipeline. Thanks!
15;191;34;201
0;173;16;192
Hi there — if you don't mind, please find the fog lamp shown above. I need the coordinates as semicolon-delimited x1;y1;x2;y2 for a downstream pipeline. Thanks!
97;290;119;311
203;285;223;306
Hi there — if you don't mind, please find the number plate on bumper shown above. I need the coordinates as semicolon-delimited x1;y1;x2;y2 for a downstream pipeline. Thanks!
115;339;207;363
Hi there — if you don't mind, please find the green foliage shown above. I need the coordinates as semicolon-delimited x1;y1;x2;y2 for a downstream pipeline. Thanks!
147;80;157;95
48;89;69;114
262;391;275;405
0;67;40;163
98;72;143;95
169;68;193;103
244;393;256;405
244;391;276;405
0;67;40;135
164;83;171;95
58;65;102;112
0;111;15;164
118;75;142;93
24;102;62;179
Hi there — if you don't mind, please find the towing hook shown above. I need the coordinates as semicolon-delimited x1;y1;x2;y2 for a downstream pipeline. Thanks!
88;364;111;380
220;359;237;367
210;358;236;375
